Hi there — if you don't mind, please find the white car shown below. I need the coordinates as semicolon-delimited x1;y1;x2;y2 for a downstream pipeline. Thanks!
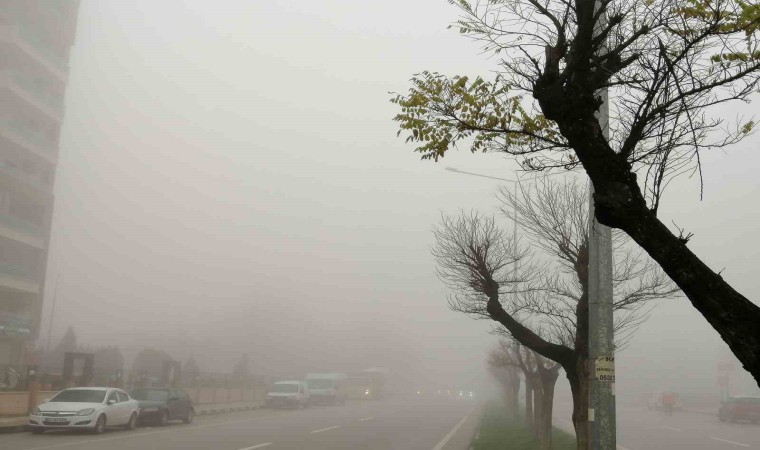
29;387;139;434
265;381;311;409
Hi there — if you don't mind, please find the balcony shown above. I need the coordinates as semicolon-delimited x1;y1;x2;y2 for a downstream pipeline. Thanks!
0;162;54;193
0;212;44;236
0;311;33;338
0;26;69;80
1;70;65;121
0;262;39;294
0;118;59;161
0;212;46;249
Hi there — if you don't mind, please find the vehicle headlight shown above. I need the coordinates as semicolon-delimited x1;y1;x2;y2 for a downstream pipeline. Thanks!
364;389;370;395
141;407;159;412
31;407;40;416
76;408;95;416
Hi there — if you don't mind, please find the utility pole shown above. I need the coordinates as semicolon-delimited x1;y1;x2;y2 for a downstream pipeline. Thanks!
587;0;616;447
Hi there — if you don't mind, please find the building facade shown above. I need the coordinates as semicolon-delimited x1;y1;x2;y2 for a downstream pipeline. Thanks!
0;0;80;378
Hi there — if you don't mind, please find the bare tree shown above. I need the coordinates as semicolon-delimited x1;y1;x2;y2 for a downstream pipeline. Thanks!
487;341;522;420
394;0;760;385
433;178;678;449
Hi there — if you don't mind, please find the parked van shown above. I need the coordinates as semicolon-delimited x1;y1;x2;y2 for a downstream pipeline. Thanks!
265;381;310;409
305;373;346;405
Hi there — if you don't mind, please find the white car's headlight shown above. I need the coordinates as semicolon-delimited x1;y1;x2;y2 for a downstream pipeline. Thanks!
76;408;95;416
30;407;41;416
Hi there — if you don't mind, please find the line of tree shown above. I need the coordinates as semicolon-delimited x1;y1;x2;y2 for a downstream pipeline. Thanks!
393;0;760;385
432;177;679;449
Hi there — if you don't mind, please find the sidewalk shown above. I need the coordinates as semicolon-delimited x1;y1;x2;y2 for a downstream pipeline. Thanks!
0;400;265;434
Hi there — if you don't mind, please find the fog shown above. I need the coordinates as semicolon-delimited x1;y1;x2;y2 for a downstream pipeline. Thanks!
42;0;760;400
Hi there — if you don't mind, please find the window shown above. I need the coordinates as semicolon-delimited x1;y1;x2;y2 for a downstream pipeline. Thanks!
117;391;129;402
107;391;118;404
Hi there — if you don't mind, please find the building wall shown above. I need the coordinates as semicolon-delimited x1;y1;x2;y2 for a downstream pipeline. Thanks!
0;0;81;373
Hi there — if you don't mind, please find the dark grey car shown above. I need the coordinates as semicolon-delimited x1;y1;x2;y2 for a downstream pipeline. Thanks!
129;388;194;426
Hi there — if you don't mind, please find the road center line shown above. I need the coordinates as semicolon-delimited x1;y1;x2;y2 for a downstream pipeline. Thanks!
431;409;474;450
659;425;683;432
710;437;751;447
238;444;273;450
359;416;374;422
310;425;340;434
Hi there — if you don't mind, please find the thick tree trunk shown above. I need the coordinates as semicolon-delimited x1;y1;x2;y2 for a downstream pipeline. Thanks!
535;51;760;388
567;362;589;450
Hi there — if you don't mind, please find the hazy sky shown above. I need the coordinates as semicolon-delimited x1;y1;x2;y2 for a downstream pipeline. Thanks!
42;0;760;396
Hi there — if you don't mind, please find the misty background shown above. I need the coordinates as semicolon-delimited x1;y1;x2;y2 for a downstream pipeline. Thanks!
41;0;760;399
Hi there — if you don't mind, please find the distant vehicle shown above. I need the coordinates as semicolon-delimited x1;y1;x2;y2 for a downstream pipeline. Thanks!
129;388;194;425
343;376;375;400
28;387;139;434
306;373;347;405
265;380;310;409
358;368;389;399
718;396;760;423
647;391;682;412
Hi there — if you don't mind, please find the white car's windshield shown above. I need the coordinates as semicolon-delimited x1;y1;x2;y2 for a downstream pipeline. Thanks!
270;384;299;393
307;379;333;389
49;390;107;403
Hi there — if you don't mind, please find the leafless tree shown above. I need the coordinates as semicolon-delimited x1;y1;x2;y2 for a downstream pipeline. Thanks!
433;178;679;449
487;340;521;420
394;0;760;387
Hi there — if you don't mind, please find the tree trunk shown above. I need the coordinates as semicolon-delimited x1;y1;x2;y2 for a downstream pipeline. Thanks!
530;37;760;386
511;368;522;419
504;367;520;419
535;84;760;387
532;379;543;440
567;362;589;450
538;373;558;450
525;380;534;429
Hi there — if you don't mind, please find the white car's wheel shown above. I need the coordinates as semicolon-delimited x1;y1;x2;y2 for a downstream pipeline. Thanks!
92;415;106;434
125;413;137;430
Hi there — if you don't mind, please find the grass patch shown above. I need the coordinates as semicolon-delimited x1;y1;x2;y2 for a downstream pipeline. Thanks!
472;400;577;450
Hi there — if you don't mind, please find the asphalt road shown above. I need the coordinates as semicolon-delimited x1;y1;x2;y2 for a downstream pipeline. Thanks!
554;401;760;449
0;397;479;450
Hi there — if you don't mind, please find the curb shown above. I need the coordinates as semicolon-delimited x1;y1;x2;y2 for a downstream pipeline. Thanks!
682;408;716;417
197;404;262;416
0;423;27;435
0;404;265;434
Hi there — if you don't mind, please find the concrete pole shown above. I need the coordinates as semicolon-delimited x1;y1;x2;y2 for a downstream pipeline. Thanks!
587;0;616;448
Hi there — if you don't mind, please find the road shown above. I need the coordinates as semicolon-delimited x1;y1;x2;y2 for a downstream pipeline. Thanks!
0;397;479;450
554;402;760;449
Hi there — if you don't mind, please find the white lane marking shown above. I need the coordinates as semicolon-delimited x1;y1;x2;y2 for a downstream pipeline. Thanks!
432;410;474;450
617;446;632;450
659;425;683;432
310;425;341;434
710;437;751;447
359;416;374;422
238;444;273;450
21;413;287;450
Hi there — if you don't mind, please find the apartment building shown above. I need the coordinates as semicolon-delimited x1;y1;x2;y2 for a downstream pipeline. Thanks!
0;0;80;372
